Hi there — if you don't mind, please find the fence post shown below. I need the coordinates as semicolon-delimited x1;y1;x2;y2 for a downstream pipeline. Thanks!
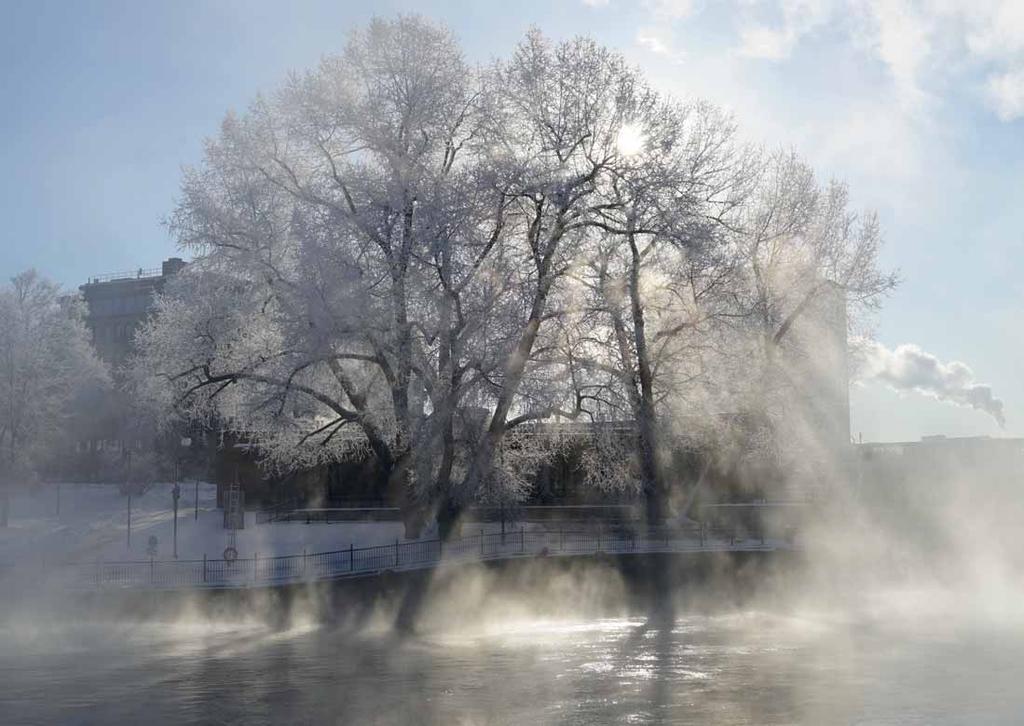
202;554;207;583
254;552;259;583
480;529;484;557
559;526;564;552
303;548;308;577
349;542;354;572
520;526;525;554
150;557;154;584
597;526;601;553
394;538;399;568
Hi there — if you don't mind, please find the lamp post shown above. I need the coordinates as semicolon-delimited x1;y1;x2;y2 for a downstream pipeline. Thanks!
177;435;194;520
172;482;181;559
173;436;191;559
125;450;132;550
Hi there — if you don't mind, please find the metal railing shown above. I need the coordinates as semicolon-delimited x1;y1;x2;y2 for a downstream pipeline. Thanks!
255;500;397;524
86;268;163;284
37;525;785;591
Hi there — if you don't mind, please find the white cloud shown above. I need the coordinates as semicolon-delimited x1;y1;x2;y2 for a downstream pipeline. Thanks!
636;26;675;56
736;0;833;60
634;0;1024;122
643;0;695;21
858;0;934;109
962;0;1024;61
581;0;611;7
985;68;1024;121
737;25;796;59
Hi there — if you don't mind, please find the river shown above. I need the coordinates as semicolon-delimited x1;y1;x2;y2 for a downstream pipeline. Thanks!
2;601;1022;725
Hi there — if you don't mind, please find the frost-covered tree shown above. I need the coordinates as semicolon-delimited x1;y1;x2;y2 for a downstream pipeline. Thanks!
135;16;518;534
0;271;107;525
134;18;897;532
455;32;721;513
721;150;899;495
563;99;755;521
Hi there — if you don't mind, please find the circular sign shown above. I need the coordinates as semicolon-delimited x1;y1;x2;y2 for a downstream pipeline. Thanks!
222;546;238;562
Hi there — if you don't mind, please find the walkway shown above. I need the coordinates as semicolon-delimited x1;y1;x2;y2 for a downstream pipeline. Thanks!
47;526;789;591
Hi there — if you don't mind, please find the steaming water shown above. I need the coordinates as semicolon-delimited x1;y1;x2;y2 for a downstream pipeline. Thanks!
2;609;1022;725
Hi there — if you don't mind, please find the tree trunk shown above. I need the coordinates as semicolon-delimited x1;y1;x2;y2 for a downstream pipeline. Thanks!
460;311;544;500
627;231;665;525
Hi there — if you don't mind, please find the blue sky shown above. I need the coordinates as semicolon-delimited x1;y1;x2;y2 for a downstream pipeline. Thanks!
1;0;1021;442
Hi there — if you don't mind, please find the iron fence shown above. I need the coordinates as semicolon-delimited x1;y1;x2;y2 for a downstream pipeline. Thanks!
42;525;781;591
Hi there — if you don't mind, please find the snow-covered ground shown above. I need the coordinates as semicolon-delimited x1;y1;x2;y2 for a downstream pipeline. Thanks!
0;483;443;566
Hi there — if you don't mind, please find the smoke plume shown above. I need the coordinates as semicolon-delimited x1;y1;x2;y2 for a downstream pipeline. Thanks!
855;339;1006;427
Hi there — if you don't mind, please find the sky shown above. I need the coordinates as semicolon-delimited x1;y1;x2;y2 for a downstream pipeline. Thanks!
1;0;1021;443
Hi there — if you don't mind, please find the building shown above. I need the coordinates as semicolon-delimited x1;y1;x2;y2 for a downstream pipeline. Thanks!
857;435;1024;488
79;257;186;368
61;258;192;482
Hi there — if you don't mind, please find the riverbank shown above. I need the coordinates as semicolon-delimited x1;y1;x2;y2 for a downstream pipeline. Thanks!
21;548;802;635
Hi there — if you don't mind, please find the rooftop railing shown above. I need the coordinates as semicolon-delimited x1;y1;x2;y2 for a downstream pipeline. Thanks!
86;268;163;284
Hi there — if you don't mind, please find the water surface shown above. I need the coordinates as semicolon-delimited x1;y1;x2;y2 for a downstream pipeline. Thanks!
2;608;1020;725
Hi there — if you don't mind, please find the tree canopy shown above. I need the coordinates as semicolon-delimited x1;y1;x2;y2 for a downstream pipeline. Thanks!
134;16;896;534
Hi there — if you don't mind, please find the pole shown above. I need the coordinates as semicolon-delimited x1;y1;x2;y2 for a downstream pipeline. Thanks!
125;450;132;549
55;483;61;517
194;479;199;520
173;484;180;559
203;554;207;583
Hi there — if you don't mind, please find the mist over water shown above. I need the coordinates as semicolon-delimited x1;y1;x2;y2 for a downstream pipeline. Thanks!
3;436;1024;725
3;590;1024;724
4;478;1024;726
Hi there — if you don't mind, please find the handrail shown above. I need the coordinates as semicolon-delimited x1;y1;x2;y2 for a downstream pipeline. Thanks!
86;268;163;284
33;525;787;591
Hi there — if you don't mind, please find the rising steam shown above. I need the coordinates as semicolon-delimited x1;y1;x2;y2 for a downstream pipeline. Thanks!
855;338;1006;427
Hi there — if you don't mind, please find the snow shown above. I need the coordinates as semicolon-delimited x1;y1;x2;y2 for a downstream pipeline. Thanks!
0;482;522;567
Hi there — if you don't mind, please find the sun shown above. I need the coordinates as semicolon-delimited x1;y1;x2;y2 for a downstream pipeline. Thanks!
615;122;646;157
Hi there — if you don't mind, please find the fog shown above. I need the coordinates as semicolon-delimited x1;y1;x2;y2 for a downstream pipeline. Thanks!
2;10;1022;725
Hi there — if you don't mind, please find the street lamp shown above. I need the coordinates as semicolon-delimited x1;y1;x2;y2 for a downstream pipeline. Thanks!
125;449;133;550
173;436;191;559
172;481;181;559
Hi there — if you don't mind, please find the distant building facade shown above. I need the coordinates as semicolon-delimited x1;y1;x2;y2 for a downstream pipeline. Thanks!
60;258;192;482
79;257;186;368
